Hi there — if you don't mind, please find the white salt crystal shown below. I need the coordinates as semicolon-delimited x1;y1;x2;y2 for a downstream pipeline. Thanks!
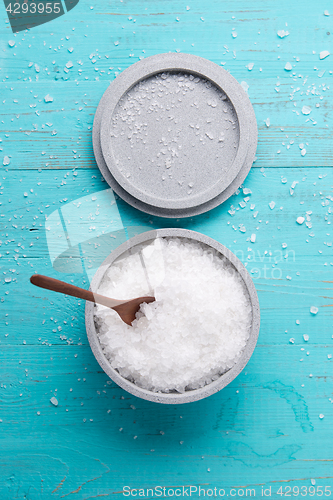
44;94;53;103
310;306;318;315
265;118;270;127
50;397;58;406
8;40;15;47
94;238;252;393
324;10;330;16
301;148;306;156
3;156;10;166
277;30;289;38
296;216;305;224
241;81;249;92
319;50;330;60
243;188;252;195
319;414;324;419
284;62;292;71
250;234;256;243
66;61;74;68
303;334;309;341
269;201;275;210
302;106;311;115
246;63;254;71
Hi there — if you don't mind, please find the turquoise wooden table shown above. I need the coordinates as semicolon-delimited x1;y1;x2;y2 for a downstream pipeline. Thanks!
1;0;332;498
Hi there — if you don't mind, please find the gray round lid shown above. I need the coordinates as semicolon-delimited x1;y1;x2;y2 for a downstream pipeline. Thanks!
97;53;256;213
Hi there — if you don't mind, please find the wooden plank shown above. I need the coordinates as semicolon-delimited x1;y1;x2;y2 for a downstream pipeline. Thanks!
1;0;333;497
1;343;333;497
1;78;332;169
1;167;332;349
1;0;333;170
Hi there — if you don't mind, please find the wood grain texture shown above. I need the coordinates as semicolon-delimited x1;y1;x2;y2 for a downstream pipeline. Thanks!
1;0;333;498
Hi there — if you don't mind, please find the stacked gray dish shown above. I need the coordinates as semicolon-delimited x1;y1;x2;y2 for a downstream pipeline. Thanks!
93;53;257;218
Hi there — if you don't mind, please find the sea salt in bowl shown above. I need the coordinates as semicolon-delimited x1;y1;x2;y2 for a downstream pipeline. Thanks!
85;229;260;404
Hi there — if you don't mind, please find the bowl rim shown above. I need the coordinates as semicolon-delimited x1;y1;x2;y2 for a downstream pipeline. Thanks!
99;53;252;210
85;228;260;404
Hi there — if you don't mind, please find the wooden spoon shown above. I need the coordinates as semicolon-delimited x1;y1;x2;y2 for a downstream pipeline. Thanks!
30;274;155;326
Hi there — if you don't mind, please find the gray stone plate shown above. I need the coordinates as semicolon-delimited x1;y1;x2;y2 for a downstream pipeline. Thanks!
93;53;257;218
85;229;260;404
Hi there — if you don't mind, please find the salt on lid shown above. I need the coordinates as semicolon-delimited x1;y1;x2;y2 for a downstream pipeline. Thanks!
93;53;257;218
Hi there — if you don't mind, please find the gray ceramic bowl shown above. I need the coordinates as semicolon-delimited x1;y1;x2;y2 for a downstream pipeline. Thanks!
85;229;260;404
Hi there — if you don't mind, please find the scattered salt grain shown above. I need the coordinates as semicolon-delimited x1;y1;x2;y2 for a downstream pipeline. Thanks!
302;106;311;115
310;306;318;315
3;156;10;166
250;234;256;243
94;238;252;393
50;397;58;406
296;217;305;224
241;81;249;92
265;118;270;127
303;334;309;341
284;62;292;71
324;10;329;16
277;30;289;38
269;201;275;210
319;414;324;419
319;50;330;60
44;94;53;103
301;148;307;156
8;40;15;47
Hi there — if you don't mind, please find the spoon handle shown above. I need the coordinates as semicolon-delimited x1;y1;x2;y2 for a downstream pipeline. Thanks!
30;274;125;309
